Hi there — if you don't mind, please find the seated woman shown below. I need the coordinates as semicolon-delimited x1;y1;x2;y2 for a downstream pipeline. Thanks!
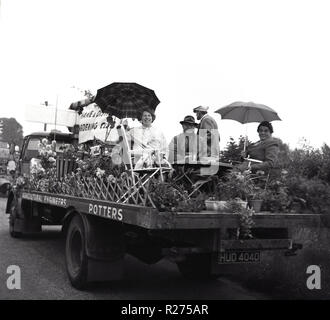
126;108;168;169
240;121;279;172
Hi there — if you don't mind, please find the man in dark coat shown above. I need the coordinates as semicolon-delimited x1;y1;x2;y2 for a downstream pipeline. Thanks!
168;115;198;164
193;106;220;161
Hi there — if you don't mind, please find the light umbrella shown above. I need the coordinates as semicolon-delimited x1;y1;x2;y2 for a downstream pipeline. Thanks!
215;101;282;151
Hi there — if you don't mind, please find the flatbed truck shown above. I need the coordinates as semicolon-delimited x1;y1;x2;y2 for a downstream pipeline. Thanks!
5;131;322;289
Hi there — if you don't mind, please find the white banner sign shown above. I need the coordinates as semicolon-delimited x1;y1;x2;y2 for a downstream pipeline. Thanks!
25;105;78;127
78;104;119;144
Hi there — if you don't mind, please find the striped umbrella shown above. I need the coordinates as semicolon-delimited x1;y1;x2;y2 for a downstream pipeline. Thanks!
94;82;160;119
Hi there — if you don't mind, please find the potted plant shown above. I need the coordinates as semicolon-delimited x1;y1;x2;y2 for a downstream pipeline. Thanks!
205;170;253;211
204;197;229;211
149;180;205;212
248;186;267;213
204;176;230;211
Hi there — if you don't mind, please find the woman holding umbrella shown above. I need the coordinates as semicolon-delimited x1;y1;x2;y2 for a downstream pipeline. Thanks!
239;121;280;172
127;108;168;169
94;82;168;169
215;101;281;173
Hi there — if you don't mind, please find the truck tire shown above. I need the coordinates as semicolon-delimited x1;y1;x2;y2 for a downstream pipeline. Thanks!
9;200;22;238
177;254;219;280
65;215;88;289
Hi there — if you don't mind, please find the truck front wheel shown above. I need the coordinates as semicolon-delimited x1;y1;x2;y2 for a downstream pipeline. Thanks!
65;215;88;289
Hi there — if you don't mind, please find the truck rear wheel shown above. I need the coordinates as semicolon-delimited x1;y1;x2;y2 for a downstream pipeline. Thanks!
9;200;22;238
177;254;219;280
65;215;88;289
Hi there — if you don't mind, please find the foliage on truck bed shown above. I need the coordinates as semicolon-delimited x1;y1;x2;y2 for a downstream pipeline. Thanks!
220;136;330;215
16;138;206;212
15;135;330;216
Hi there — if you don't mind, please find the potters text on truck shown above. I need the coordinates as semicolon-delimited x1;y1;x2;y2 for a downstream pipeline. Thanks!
88;203;123;221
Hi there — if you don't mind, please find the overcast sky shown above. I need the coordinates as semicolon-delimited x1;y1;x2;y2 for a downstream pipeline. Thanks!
1;0;330;149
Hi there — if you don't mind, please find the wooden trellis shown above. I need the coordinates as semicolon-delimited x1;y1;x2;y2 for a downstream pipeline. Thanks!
43;172;158;208
27;125;173;208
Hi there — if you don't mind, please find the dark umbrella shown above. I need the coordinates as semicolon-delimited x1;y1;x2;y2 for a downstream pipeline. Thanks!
94;82;160;119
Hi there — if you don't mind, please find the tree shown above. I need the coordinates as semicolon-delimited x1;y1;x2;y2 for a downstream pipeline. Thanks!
0;118;24;148
220;136;250;163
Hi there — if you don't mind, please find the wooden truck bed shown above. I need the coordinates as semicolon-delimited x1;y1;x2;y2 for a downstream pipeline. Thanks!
21;191;322;230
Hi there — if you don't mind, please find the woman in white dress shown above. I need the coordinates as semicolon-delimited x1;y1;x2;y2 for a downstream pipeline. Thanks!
127;108;168;169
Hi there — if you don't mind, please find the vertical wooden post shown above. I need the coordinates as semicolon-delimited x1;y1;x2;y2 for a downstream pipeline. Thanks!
120;126;135;187
44;101;48;132
72;124;80;149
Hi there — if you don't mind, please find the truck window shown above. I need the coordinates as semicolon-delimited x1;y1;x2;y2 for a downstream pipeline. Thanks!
22;138;74;161
23;139;40;161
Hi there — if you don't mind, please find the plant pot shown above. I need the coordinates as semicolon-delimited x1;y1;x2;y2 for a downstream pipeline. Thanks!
234;199;248;209
205;200;228;212
205;200;217;211
249;199;263;213
217;201;229;212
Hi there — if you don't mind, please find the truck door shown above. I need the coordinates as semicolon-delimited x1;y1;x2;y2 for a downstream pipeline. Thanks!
19;137;40;176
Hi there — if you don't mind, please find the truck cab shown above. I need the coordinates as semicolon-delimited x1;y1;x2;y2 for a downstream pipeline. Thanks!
18;131;75;177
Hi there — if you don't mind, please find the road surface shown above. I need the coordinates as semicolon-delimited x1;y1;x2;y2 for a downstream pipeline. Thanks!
0;197;269;300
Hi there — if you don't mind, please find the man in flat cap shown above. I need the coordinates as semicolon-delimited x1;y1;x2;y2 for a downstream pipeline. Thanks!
193;106;220;161
168;115;198;164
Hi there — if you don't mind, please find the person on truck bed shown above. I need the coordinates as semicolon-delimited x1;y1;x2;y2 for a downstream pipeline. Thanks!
193;106;220;162
126;108;168;169
168;115;198;164
239;121;280;172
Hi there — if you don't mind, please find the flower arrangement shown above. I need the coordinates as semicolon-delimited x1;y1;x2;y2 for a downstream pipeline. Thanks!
58;143;76;157
148;180;205;212
27;139;58;192
25;139;124;195
38;139;57;167
215;169;255;201
75;154;126;179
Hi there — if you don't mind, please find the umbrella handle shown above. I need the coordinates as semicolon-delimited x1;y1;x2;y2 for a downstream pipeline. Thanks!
244;136;247;152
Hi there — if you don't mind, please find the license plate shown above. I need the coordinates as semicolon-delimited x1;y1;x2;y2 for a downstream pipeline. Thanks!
217;251;261;264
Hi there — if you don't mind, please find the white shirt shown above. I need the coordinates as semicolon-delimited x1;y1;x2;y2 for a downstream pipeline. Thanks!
128;125;168;156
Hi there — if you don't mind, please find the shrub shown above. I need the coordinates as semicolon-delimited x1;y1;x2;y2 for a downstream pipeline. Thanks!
284;140;330;184
262;176;291;213
319;144;330;184
286;176;330;214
